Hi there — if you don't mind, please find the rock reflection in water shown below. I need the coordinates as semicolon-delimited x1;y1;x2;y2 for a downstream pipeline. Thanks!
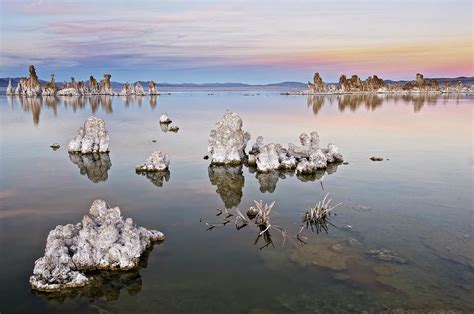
68;153;112;183
31;246;156;303
248;163;340;193
136;170;170;187
306;93;466;115
208;165;244;208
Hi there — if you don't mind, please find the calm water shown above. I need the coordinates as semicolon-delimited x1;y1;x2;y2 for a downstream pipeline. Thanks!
0;93;473;313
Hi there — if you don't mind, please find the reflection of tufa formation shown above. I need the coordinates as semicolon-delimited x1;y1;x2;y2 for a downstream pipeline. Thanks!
6;65;161;97
68;153;112;183
30;199;165;292
303;72;473;95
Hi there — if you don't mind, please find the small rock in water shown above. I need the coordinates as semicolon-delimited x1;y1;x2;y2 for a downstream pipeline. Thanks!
50;143;60;150
159;113;172;124
29;199;164;292
136;151;170;172
152;140;157;143
168;125;179;132
368;248;407;264
203;155;209;160
342;161;349;165
370;156;383;161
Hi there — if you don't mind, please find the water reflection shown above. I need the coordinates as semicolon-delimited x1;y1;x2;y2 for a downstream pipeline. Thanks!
6;95;158;125
136;170;170;187
307;93;467;114
247;163;341;193
6;94;469;126
68;153;112;183
32;245;156;303
208;165;244;208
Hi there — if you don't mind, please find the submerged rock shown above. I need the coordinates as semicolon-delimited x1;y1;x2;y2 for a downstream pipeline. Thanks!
368;248;407;264
30;199;165;292
68;116;110;154
68;153;112;183
208;110;251;165
135;151;170;172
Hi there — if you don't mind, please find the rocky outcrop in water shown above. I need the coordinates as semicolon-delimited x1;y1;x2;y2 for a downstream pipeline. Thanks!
208;110;251;165
68;153;112;183
119;82;137;96
14;65;42;97
134;82;146;96
68;116;110;154
249;133;342;173
99;74;114;95
42;75;58;96
88;76;99;95
308;72;325;93
149;80;159;95
136;151;170;172
6;79;14;95
29;199;165;291
300;72;474;95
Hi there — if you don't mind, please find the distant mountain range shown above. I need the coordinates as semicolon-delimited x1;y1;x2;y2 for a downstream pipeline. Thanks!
1;77;472;92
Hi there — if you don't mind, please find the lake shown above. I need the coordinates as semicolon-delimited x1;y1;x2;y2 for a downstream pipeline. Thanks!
0;92;472;313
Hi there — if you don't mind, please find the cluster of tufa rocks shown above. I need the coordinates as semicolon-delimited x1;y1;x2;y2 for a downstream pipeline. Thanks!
68;116;110;154
29;199;165;291
206;111;343;174
248;132;343;173
5;65;161;97
159;113;179;132
303;72;473;95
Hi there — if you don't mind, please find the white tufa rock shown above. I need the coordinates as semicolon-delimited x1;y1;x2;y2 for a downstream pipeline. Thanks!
208;110;251;165
136;151;170;172
6;79;14;95
29;199;165;291
57;88;81;97
159;113;172;124
134;82;146;96
256;144;281;172
68;116;110;154
251;131;342;174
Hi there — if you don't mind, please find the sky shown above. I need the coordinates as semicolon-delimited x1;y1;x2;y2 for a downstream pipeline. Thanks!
0;0;472;83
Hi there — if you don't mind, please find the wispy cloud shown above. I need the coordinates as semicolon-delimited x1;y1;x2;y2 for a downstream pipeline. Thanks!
1;0;472;82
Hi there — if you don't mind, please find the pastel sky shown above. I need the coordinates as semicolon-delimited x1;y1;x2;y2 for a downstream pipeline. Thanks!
0;0;472;83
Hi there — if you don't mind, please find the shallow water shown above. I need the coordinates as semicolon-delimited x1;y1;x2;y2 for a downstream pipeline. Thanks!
0;93;473;313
